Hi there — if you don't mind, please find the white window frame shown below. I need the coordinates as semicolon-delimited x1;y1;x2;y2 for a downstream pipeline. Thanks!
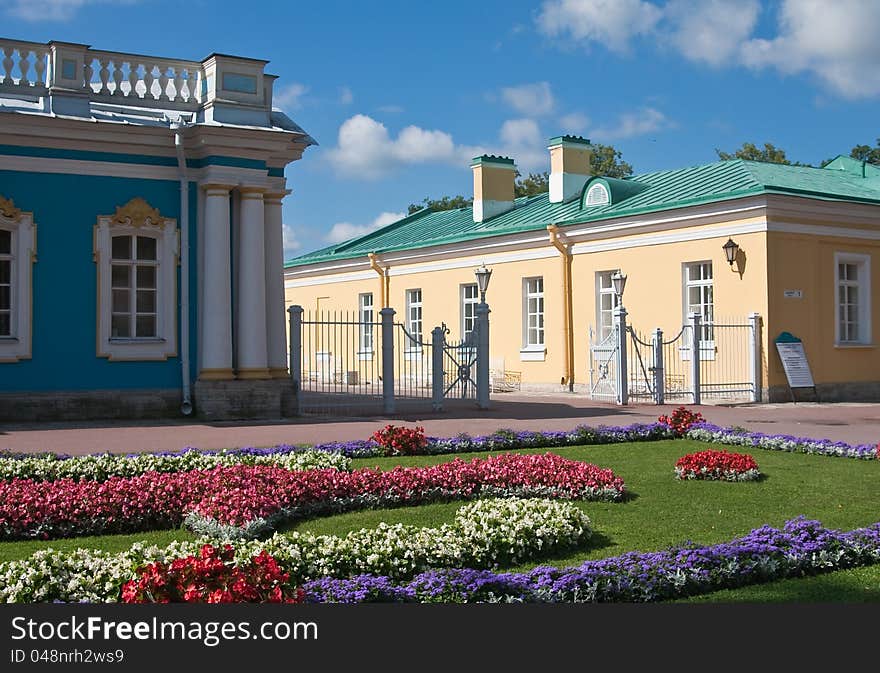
0;198;35;362
585;182;609;206
94;201;178;360
595;271;619;342
835;252;872;345
405;288;423;356
358;292;374;359
520;276;545;361
461;283;479;342
681;261;715;361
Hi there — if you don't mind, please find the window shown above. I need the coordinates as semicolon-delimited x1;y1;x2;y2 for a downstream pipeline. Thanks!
461;283;478;341
0;229;10;338
94;198;177;360
405;288;422;353
585;182;609;206
0;196;35;362
835;252;871;345
358;292;374;357
521;277;545;361
110;235;158;338
596;271;619;341
683;262;714;342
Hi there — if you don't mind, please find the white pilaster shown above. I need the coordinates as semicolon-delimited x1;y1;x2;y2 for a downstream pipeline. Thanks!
264;190;290;378
199;183;234;379
236;186;270;379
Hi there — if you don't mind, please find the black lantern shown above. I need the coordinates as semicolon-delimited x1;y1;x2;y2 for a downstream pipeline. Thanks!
611;269;627;301
474;264;493;303
723;238;740;266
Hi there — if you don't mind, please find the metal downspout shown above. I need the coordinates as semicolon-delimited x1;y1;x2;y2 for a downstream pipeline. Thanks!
368;252;388;308
172;123;193;415
548;224;574;392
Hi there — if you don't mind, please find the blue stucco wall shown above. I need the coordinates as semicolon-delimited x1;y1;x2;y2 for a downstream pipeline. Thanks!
0;169;199;392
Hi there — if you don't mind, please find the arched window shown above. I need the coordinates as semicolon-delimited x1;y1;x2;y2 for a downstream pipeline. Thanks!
94;198;178;360
0;196;35;362
585;182;610;206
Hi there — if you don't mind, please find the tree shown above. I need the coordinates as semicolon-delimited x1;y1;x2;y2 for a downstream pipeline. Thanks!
589;143;634;178
716;142;791;164
407;194;472;215
848;139;880;165
515;171;550;197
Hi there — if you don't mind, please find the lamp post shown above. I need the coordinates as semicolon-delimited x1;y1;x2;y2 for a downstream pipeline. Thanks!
474;263;493;304
473;264;492;410
611;269;627;304
611;269;628;406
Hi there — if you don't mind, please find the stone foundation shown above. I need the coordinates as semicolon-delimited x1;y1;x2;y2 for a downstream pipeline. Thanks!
769;381;880;403
0;389;183;422
193;378;297;421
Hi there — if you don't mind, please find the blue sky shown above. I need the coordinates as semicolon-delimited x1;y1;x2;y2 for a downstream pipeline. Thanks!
6;0;880;259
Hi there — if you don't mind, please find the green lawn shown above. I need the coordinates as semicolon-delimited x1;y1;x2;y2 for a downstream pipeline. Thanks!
2;439;878;601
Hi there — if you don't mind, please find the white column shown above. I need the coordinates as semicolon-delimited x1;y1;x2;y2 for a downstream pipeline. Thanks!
199;183;234;380
236;186;270;379
264;190;290;378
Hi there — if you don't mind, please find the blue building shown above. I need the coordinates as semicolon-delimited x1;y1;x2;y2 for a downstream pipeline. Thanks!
0;39;315;420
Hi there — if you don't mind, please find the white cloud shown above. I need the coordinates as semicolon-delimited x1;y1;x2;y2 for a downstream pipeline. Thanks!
273;83;308;110
326;114;479;179
7;0;136;21
590;107;672;140
666;0;759;66
500;82;556;116
282;224;302;259
326;211;407;243
740;0;880;98
559;112;591;133
536;0;662;53
338;86;353;105
497;119;546;171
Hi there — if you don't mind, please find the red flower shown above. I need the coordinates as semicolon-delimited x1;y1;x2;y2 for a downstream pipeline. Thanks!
674;449;759;481
658;407;705;437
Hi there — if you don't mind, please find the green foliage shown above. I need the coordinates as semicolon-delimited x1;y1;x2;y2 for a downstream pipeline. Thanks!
589;143;634;178
407;194;472;215
716;142;792;164
514;171;550;197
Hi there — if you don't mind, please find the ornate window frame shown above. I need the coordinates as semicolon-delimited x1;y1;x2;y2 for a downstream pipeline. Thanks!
0;196;36;363
94;198;178;360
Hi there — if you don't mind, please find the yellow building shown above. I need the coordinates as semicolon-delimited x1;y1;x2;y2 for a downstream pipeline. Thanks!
284;137;880;403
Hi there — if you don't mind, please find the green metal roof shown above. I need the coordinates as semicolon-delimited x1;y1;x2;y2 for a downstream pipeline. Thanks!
285;158;880;268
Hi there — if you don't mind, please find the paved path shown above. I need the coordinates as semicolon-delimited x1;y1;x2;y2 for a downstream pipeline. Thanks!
1;394;878;455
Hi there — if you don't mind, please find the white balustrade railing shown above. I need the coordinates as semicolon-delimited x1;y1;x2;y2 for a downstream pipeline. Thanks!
85;50;203;107
0;38;208;110
0;40;49;93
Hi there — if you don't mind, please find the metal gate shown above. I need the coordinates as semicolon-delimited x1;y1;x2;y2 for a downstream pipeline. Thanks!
589;312;762;405
588;325;620;402
288;305;487;415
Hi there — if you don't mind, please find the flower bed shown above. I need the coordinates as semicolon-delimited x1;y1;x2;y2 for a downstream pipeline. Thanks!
685;423;878;460
0;453;624;541
674;449;761;482
0;448;349;482
0;498;592;603
122;544;304;604
301;516;880;603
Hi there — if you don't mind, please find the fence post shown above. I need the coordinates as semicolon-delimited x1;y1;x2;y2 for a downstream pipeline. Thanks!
287;305;303;416
749;312;762;403
689;312;701;405
431;326;444;412
652;327;664;405
613;305;628;405
476;302;490;410
380;307;396;414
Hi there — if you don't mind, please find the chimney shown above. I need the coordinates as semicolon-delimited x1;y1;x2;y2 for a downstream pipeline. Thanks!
472;155;516;223
548;135;593;203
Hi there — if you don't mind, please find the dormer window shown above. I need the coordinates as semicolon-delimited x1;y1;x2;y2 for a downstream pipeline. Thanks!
585;183;609;206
